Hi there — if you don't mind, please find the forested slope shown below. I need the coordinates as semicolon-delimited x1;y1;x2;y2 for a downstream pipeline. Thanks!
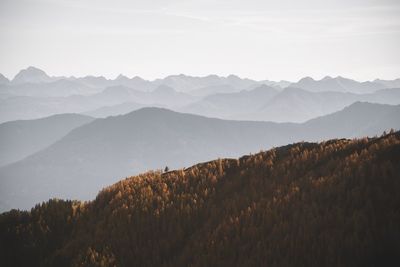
1;132;400;266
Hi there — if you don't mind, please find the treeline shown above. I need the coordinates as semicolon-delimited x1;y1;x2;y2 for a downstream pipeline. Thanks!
1;132;400;266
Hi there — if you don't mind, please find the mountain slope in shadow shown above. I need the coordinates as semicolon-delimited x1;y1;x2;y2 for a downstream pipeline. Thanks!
0;103;399;210
0;114;94;167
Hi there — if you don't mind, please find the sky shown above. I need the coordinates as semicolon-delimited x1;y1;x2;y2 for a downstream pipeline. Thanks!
0;0;399;82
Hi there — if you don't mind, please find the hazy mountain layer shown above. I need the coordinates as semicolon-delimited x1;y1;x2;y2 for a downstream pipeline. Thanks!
0;103;399;211
1;67;400;123
0;85;196;123
292;76;386;93
182;87;400;122
83;102;146;118
0;114;94;167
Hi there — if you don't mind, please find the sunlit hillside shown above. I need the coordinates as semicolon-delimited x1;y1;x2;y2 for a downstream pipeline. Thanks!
1;132;399;266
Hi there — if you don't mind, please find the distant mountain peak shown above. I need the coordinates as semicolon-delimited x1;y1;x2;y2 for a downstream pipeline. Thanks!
116;74;129;80
12;66;52;84
335;75;348;80
298;76;315;83
131;76;145;81
124;106;174;117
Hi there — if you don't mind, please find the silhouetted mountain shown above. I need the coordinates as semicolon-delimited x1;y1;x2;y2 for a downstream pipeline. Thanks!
12;67;54;84
292;76;385;93
1;103;399;211
1;132;399;266
0;114;94;168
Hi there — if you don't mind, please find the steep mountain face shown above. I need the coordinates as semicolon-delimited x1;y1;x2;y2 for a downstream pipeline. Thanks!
0;114;94;167
1;133;399;267
0;103;399;211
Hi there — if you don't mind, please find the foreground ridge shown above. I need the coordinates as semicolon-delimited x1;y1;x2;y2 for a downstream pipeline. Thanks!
1;132;400;266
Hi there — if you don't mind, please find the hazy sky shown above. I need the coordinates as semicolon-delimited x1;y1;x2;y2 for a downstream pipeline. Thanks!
0;0;399;81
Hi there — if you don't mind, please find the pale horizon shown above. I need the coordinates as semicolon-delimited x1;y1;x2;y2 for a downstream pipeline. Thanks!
1;0;399;82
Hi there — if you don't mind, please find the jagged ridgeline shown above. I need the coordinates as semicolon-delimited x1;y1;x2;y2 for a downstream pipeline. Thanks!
1;133;400;266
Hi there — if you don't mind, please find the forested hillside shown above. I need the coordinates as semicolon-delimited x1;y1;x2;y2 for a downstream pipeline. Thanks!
2;104;399;212
1;132;400;266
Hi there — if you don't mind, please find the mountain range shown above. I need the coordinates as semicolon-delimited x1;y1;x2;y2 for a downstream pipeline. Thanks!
0;102;399;211
1;67;400;123
181;86;400;122
292;76;386;93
